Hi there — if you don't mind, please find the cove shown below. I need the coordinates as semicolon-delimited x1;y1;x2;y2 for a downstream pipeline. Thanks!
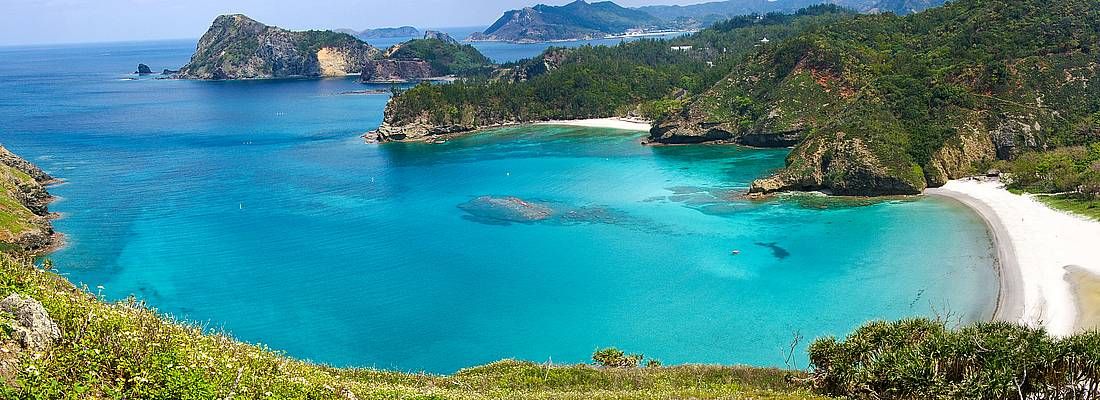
0;40;996;373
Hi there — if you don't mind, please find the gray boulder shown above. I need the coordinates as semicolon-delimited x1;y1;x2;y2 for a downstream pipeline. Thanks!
0;294;61;352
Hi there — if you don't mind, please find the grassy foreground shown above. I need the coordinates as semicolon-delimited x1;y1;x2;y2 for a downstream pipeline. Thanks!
0;252;822;399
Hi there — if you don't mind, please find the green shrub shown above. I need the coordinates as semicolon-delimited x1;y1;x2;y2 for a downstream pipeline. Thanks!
809;319;1100;399
592;348;645;368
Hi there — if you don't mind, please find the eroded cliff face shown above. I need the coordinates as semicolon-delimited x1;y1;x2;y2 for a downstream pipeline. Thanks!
749;132;927;196
0;145;56;253
178;15;380;79
360;60;436;82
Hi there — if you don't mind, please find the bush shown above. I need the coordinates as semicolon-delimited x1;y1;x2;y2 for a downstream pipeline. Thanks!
809;318;1100;399
592;348;646;368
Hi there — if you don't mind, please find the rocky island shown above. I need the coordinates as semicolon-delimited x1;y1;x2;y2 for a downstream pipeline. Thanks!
176;15;492;81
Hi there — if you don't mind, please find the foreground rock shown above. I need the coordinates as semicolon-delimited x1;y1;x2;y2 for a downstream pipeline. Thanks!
0;294;60;352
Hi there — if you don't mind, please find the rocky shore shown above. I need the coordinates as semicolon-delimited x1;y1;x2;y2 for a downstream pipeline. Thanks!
0;145;59;254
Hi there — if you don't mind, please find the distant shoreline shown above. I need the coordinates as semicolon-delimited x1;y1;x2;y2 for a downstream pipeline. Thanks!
466;30;694;45
535;117;651;131
926;179;1100;335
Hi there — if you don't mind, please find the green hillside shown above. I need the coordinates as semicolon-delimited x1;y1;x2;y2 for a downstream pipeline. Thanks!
381;0;1100;196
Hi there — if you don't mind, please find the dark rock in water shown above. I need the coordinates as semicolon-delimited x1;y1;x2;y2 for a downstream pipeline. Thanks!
161;69;180;75
423;30;458;44
458;196;553;224
135;64;153;74
755;242;790;260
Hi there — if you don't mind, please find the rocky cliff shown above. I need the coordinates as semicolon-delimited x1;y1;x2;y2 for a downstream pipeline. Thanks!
360;60;436;82
653;0;1100;196
0;145;57;253
178;14;381;79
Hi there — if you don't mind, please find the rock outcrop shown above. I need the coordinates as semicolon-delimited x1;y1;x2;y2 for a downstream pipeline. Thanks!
0;294;60;352
748;132;927;196
135;64;152;74
360;60;436;82
0;145;57;252
422;30;458;44
178;14;380;79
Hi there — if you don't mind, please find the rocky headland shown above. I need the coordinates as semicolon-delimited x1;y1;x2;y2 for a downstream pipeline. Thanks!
177;15;494;82
0;146;58;253
177;14;380;79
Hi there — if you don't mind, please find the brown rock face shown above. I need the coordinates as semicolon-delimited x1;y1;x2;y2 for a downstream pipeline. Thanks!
178;14;380;79
359;60;436;82
749;134;927;196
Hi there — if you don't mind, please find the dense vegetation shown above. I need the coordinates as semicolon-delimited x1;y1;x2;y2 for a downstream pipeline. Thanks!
810;319;1100;399
385;5;856;126
1001;143;1100;219
387;38;495;76
383;0;1100;196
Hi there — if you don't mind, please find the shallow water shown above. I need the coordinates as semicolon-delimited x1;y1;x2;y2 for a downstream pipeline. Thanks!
0;40;997;373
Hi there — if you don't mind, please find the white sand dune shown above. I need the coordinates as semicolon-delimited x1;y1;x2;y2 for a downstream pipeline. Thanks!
927;179;1100;335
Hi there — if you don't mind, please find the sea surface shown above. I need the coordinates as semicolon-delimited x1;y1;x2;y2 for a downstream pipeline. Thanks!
0;40;997;373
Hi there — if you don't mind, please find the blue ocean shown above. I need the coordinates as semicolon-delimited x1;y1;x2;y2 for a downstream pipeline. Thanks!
0;38;997;373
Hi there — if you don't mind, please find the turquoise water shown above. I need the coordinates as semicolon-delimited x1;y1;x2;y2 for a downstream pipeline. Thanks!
0;41;997;373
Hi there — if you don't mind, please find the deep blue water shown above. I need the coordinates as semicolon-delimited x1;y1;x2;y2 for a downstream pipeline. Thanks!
0;40;997;373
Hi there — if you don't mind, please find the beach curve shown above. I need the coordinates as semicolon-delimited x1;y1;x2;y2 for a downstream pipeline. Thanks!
926;179;1100;335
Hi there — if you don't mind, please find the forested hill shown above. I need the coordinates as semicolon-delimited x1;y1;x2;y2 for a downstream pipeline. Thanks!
372;5;856;142
639;0;945;27
376;0;1100;196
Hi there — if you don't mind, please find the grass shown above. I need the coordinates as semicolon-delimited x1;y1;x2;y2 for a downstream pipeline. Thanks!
1034;194;1100;221
0;252;826;399
0;165;40;240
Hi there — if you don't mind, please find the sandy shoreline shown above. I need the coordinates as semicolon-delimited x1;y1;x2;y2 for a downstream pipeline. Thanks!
536;118;652;131
927;179;1100;335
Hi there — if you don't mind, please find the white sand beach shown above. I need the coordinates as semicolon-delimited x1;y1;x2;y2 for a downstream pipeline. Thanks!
927;179;1100;335
536;118;652;131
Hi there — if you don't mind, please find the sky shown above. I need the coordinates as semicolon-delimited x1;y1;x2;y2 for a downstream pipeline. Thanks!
1;0;707;46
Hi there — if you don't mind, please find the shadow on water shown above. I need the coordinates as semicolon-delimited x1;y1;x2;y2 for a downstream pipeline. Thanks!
754;242;791;260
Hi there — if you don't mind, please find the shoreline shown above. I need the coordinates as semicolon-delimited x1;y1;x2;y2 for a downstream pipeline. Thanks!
535;117;652;131
926;178;1100;335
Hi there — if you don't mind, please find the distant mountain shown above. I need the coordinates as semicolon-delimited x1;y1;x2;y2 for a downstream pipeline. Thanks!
337;26;421;40
639;0;945;26
469;0;665;43
865;0;949;15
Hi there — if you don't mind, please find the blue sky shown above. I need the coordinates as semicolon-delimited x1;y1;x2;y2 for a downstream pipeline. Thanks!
1;0;705;45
